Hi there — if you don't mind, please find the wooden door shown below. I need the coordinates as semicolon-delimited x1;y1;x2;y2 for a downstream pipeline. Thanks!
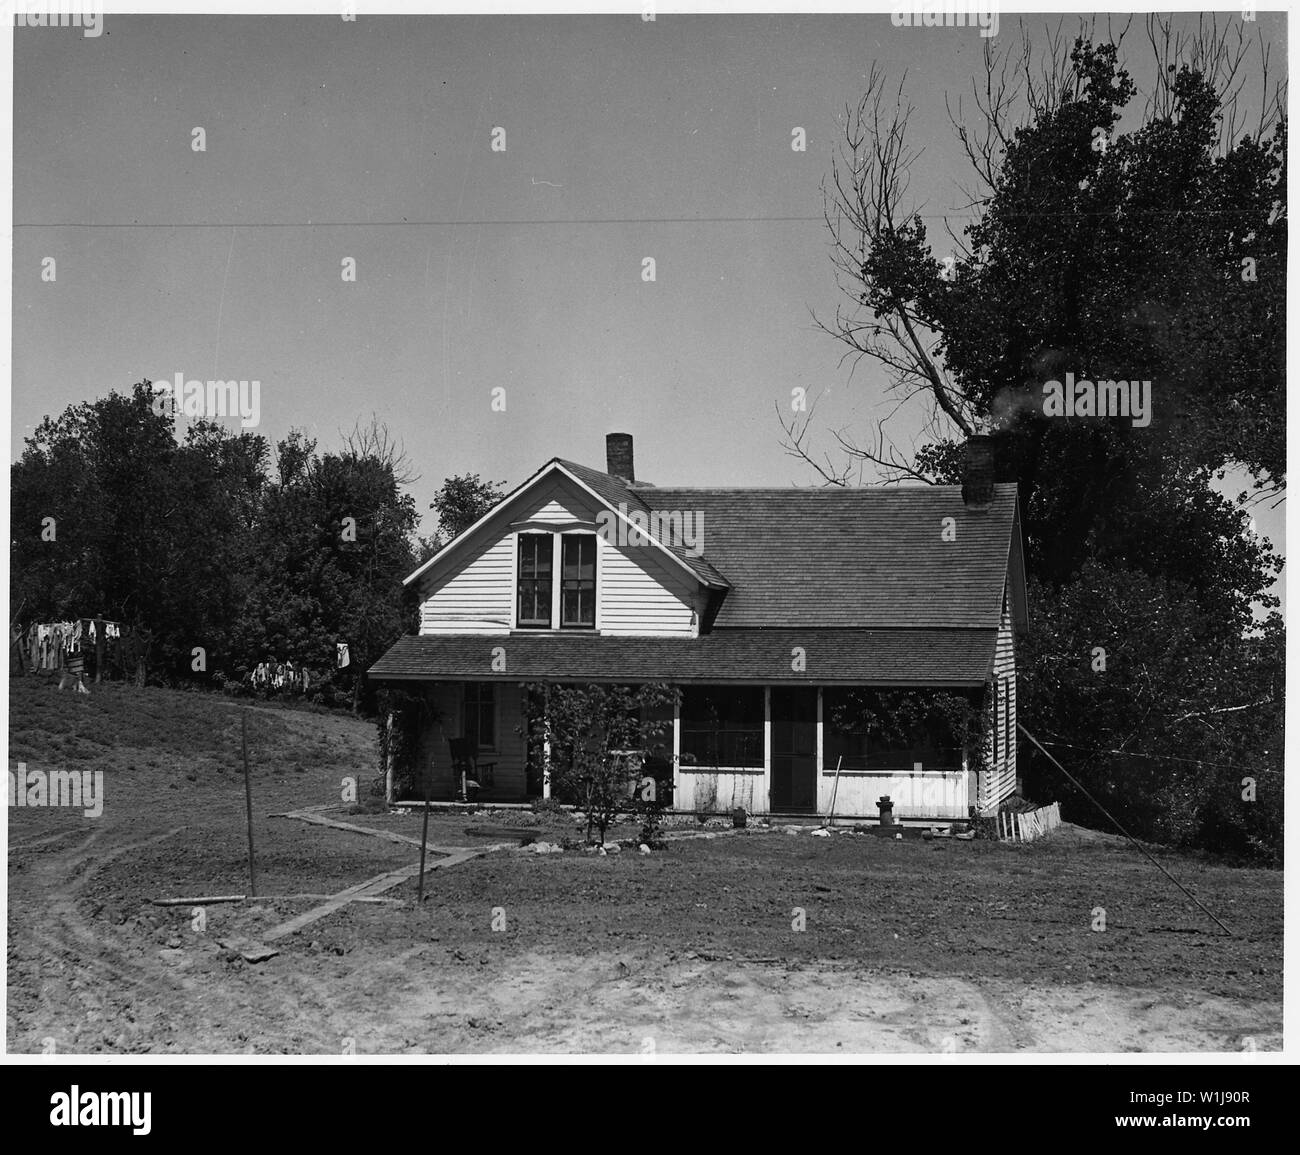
770;687;818;811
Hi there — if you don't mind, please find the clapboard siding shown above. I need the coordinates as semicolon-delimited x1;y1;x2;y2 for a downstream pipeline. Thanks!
675;768;766;814
417;470;700;637
977;586;1017;814
599;536;697;635
418;536;514;634
819;770;971;819
510;475;600;526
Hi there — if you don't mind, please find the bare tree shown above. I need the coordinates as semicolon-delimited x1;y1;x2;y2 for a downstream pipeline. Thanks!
1145;13;1285;153
780;64;977;486
340;414;419;485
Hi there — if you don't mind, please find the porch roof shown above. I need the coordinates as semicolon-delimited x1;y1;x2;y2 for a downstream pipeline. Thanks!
368;628;996;685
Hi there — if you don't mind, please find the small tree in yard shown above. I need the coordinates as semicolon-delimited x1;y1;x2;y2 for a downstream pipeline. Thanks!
522;682;678;846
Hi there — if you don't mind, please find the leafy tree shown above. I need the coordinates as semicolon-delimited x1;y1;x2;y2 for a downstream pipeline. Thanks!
1021;560;1282;859
429;473;506;546
784;19;1285;857
12;391;422;708
11;382;270;683
235;432;420;711
522;682;678;845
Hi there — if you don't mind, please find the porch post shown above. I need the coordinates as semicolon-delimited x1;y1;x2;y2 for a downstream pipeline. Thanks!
671;689;681;810
815;686;824;809
763;685;772;810
542;683;552;800
962;749;971;816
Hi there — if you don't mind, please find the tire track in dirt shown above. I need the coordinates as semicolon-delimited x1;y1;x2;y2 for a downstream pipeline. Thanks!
9;817;442;1053
12;825;193;1050
9;823;327;1052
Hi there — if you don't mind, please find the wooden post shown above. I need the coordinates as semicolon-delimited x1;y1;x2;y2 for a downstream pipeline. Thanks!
815;687;824;811
241;711;257;897
417;754;432;903
671;691;681;810
763;686;772;809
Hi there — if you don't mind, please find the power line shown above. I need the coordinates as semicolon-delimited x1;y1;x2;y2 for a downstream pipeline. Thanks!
11;206;1278;229
1018;722;1234;937
1033;736;1278;777
12;216;826;229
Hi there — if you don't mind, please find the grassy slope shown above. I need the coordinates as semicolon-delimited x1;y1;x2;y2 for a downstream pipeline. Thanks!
7;674;401;895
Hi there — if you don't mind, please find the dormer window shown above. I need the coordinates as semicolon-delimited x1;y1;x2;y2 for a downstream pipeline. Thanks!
560;534;596;628
517;533;553;628
516;531;597;629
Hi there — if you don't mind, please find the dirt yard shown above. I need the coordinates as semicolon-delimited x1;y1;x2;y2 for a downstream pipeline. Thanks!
7;679;1282;1054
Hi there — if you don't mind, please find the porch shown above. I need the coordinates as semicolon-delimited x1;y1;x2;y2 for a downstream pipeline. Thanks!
383;679;999;821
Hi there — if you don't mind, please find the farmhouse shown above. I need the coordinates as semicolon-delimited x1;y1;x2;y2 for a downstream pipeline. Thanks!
369;433;1027;821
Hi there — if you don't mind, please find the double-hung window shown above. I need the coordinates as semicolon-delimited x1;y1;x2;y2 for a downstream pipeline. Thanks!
463;682;496;751
560;534;596;628
517;534;553;628
517;532;597;629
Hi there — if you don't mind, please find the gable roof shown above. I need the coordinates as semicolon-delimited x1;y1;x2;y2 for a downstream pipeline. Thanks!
555;458;730;588
645;482;1022;629
402;458;728;593
402;453;1025;634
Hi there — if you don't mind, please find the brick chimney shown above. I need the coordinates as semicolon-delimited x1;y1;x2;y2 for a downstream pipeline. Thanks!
606;433;635;483
961;434;995;510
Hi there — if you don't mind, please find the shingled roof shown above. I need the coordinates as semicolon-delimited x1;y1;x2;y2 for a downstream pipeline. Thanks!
643;483;1020;629
380;448;1025;685
556;458;730;589
369;628;997;686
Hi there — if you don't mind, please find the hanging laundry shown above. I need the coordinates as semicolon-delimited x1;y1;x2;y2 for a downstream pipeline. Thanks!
337;642;350;669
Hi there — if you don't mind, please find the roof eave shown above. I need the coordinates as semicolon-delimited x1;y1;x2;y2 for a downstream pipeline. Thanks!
401;457;564;588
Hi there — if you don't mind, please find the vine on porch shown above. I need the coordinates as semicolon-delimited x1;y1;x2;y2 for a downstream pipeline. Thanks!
827;687;991;769
375;687;442;801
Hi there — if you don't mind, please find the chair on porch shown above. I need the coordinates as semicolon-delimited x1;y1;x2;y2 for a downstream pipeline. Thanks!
448;737;496;802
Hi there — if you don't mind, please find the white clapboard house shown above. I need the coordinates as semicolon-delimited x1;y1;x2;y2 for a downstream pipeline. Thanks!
369;433;1027;820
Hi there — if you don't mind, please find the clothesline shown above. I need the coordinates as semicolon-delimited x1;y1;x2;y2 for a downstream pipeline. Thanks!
248;644;352;692
14;617;140;675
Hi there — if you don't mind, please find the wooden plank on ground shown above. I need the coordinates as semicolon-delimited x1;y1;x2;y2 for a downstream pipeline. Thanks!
274;808;433;848
261;848;483;942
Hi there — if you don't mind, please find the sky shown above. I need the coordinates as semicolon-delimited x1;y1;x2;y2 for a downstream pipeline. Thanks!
9;9;1286;608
